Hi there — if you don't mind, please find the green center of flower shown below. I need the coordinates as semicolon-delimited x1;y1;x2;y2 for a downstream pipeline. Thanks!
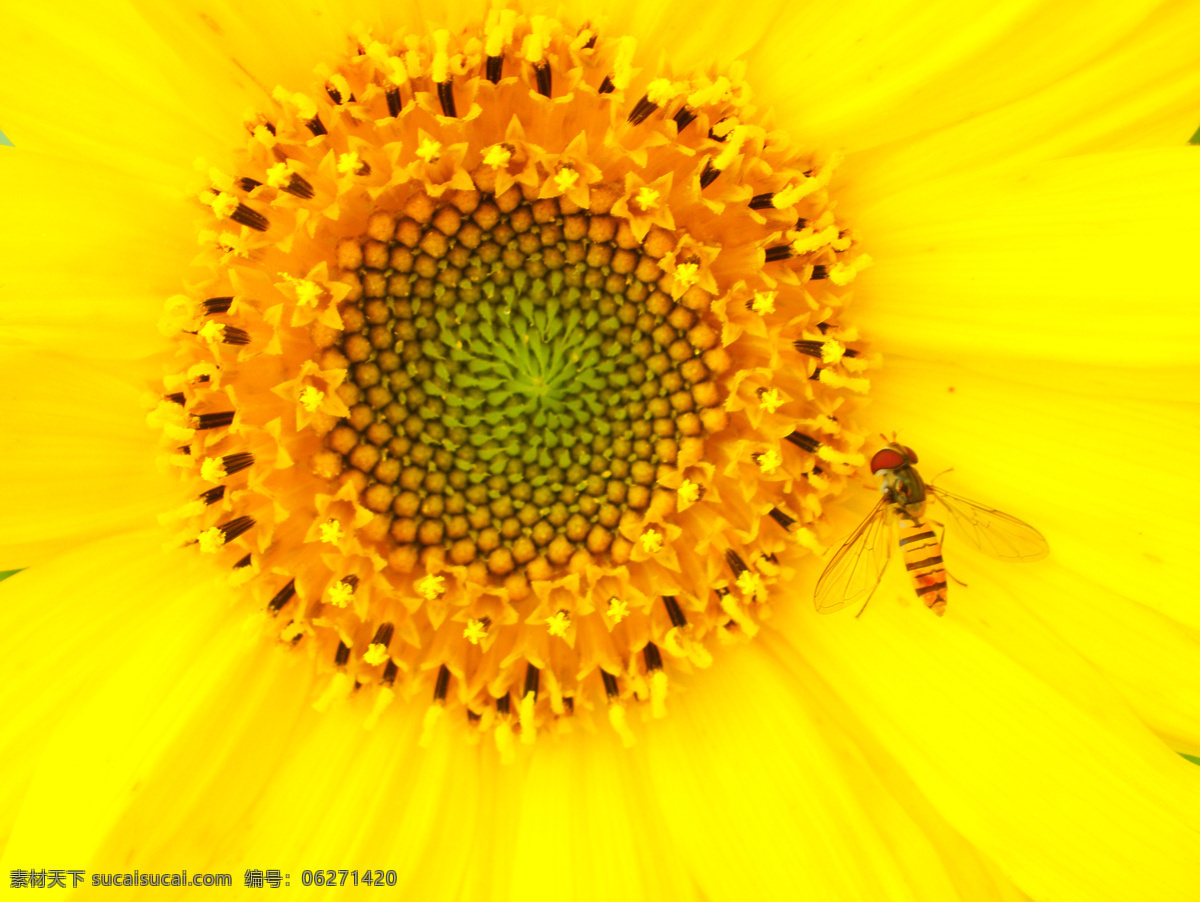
325;192;720;574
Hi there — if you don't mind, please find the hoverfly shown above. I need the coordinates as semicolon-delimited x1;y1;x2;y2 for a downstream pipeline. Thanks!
814;441;1048;616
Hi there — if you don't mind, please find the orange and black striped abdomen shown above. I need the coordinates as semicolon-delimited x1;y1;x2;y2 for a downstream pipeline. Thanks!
897;517;947;615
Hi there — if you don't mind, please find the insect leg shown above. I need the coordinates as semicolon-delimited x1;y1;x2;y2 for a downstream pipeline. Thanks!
928;518;969;587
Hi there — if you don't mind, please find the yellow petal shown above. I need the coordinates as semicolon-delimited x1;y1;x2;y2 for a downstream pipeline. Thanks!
754;0;1198;158
647;644;1033;901
850;148;1200;365
0;530;241;869
770;602;1200;902
0;351;176;568
0;3;245;182
0;151;196;360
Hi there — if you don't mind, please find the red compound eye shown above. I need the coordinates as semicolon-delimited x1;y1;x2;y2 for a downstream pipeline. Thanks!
902;445;919;464
870;447;908;473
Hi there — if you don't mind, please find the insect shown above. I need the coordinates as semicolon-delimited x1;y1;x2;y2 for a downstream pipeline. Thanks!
814;441;1049;616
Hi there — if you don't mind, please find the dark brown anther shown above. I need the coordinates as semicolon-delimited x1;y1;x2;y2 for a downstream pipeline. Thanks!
434;664;451;701
643;642;663;672
699;161;720;189
264;121;276;136
230;203;269;232
217;515;255;544
237;177;262;192
283;174;315;200
768;507;795;531
495;691;511;714
385;86;402;117
382;659;399;685
749;193;774;210
268;578;296;613
795;217;808;230
221;452;254;475
794;339;858;359
335;641;351;666
178;445;191;455
306;116;327;136
371;622;394;648
662;595;688;628
672;106;697;131
724;549;748;578
811;264;828;280
533;61;551;97
467;709;482;723
600;670;620;699
785;432;820;453
816;321;831;334
598;74;615;94
165;392;185;405
325;83;343;104
202;296;233;314
219;326;251;346
233;553;252;569
195;410;235;430
342;574;360;589
523;663;540;699
708;120;729;142
437;81;457;118
809;368;825;382
563;696;575;714
764;244;792;262
628;95;657;125
485;55;503;83
200;485;226;506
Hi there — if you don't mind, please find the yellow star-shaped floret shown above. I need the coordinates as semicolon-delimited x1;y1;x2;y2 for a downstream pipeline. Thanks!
751;290;777;315
327;580;354;607
759;388;785;413
554;167;579;193
299;386;325;412
363;643;389;666
266;162;292;188
757;448;782;475
417;573;446;600
607;597;630;624
206;191;239;218
197;321;225;343
639;529;664;554
319;520;344;544
677;480;700;511
546;610;572;637
634;186;660;211
463;618;488;645
483;144;512;168
416;137;442;163
200;457;226;482
673;263;699;290
736;570;766;600
197;526;225;553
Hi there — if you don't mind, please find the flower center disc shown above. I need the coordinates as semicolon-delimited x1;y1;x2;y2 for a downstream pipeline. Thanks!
325;189;720;579
154;12;873;751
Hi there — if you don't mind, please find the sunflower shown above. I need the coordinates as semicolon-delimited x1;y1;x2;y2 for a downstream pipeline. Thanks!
2;0;1200;899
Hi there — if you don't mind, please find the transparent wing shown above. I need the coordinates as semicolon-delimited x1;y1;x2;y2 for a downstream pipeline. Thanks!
928;486;1049;562
814;497;894;613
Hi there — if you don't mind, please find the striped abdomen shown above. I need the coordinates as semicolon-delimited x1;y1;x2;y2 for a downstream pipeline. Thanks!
897;516;947;616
